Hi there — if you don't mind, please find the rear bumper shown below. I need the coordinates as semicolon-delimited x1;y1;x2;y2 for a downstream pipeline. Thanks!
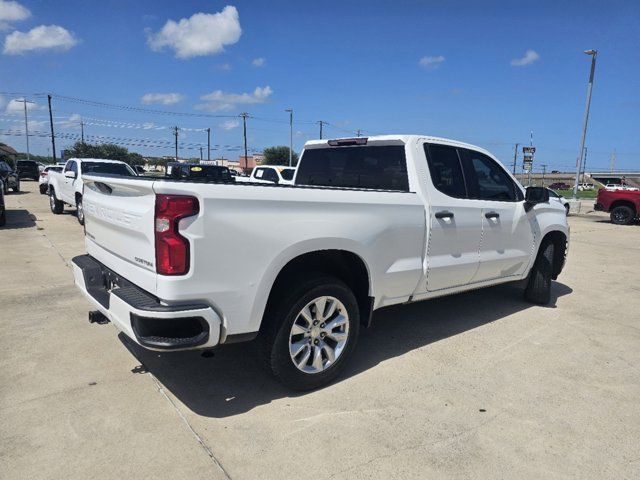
72;254;221;351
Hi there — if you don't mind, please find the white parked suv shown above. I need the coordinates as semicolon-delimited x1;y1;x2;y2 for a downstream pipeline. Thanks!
248;165;296;184
47;158;136;225
72;136;569;389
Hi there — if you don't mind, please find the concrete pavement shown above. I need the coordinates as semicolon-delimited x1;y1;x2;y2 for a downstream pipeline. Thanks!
1;181;639;479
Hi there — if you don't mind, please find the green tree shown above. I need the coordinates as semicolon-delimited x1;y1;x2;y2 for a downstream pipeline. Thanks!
66;141;145;166
262;146;299;167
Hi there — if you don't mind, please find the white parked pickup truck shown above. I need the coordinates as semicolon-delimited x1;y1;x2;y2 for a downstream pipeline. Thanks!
48;158;136;225
72;136;569;390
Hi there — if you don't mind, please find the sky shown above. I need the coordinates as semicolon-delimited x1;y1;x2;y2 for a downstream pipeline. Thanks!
0;0;639;171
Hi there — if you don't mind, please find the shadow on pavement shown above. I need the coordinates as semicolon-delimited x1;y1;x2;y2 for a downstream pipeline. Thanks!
0;209;37;229
122;281;572;419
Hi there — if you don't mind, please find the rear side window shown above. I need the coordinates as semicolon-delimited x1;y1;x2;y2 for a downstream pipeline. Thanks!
81;162;133;176
296;145;409;191
424;144;466;198
459;149;520;201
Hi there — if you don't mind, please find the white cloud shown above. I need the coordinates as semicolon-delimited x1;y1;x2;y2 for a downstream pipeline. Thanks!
197;85;273;111
5;97;39;114
147;5;241;59
0;0;30;22
3;25;79;55
419;55;445;69
252;57;265;67
220;119;239;130
511;49;540;67
140;92;185;105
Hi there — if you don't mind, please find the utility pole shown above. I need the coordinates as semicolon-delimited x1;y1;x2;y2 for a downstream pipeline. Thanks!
541;164;547;187
317;120;326;139
610;149;616;173
80;118;85;143
285;108;293;166
512;143;519;175
21;98;35;160
173;126;179;161
240;113;249;172
207;128;211;161
47;94;57;163
200;147;203;161
356;129;361;137
581;147;588;183
572;49;598;199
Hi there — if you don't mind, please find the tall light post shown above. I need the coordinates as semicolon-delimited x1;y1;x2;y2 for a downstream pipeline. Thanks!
285;108;293;166
572;49;597;199
21;98;36;160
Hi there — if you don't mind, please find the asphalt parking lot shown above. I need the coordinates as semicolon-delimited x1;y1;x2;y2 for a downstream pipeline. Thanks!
1;181;639;480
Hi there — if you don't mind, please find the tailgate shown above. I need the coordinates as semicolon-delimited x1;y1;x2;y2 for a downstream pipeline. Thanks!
82;175;157;295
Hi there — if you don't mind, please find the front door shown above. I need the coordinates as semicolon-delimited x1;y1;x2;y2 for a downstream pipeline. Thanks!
62;160;78;203
457;148;535;282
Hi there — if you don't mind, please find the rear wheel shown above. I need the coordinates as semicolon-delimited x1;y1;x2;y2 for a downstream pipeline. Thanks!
76;196;84;225
261;276;360;390
0;207;5;227
524;242;554;305
12;180;20;192
610;205;634;225
39;184;47;194
49;188;63;214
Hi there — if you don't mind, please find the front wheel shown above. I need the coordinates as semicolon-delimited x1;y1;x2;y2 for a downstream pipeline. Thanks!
262;276;360;390
610;205;634;225
49;189;64;214
12;180;20;193
524;242;554;305
39;184;47;194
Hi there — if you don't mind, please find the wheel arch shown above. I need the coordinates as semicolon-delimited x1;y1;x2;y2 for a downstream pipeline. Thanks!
538;230;567;280
610;200;636;214
262;249;374;329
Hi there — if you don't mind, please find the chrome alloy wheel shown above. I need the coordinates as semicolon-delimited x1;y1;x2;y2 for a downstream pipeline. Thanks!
288;296;349;374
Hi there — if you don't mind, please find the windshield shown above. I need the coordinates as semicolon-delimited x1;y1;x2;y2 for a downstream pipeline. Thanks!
82;162;135;176
280;168;295;181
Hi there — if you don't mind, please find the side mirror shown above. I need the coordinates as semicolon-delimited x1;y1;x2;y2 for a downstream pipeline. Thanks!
64;170;76;179
524;187;549;211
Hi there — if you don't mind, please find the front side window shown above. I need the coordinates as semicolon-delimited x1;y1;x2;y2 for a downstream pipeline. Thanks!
296;145;409;191
65;161;77;174
280;168;295;181
424;144;466;198
459;149;519;201
263;168;279;182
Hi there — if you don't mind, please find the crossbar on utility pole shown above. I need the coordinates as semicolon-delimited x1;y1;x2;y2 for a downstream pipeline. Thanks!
573;49;598;199
47;95;57;163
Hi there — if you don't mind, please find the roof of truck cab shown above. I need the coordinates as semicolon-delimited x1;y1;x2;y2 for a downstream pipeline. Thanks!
67;157;128;164
303;135;493;156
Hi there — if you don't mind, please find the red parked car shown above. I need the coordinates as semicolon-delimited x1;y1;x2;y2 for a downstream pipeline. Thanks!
595;188;640;225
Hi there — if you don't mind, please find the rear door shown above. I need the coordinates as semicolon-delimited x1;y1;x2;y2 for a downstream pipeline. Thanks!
421;143;483;291
82;175;158;294
458;148;534;282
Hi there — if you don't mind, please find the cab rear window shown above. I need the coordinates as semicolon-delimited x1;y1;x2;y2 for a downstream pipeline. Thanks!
295;145;409;191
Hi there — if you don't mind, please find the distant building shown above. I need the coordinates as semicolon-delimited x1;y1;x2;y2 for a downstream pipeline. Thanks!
237;153;263;172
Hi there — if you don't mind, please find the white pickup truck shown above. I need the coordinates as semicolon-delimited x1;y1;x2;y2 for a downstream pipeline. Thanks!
48;158;136;225
72;136;569;390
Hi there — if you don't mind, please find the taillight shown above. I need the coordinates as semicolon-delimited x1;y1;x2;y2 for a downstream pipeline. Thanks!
40;172;47;177
155;195;199;275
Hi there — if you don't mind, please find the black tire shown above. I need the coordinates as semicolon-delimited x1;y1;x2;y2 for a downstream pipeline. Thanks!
0;208;5;227
76;196;84;225
610;205;634;225
39;184;47;195
261;275;360;390
49;188;64;214
524;242;554;305
13;180;20;193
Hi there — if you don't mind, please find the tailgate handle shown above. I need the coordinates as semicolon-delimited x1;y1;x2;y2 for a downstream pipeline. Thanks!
95;182;113;195
485;212;500;219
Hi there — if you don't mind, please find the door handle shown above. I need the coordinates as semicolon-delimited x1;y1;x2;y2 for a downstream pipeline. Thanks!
435;211;454;219
485;212;500;219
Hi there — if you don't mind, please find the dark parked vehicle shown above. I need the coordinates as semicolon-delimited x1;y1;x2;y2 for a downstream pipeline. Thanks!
0;179;5;226
548;182;571;190
0;161;20;193
166;163;235;183
16;160;39;180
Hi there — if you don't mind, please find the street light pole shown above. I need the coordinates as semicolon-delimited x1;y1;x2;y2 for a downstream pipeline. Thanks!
21;98;35;160
572;49;597;199
285;109;293;166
